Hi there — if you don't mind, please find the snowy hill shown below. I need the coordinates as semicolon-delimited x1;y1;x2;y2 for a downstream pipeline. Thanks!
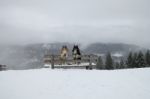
0;68;150;99
84;43;144;55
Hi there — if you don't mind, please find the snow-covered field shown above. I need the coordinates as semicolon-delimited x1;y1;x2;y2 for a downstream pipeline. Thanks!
0;68;150;99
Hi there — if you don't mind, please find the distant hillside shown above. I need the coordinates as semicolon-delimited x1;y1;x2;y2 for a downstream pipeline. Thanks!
84;43;144;55
0;43;76;69
0;43;145;70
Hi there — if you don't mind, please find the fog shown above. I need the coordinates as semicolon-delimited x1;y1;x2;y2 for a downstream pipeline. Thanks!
0;0;150;48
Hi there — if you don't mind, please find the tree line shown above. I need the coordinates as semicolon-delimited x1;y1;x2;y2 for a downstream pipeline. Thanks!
96;50;150;70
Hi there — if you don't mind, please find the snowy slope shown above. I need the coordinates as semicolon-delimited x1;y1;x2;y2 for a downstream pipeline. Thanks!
0;68;150;99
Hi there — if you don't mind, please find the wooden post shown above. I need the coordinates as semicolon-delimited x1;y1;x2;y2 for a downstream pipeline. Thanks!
51;55;54;69
86;55;92;70
89;55;92;70
89;55;91;66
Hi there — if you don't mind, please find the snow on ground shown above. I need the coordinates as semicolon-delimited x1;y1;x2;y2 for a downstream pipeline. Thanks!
44;62;96;68
55;62;96;66
0;68;150;99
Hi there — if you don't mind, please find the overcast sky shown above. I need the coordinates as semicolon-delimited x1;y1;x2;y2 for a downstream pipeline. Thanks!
0;0;150;47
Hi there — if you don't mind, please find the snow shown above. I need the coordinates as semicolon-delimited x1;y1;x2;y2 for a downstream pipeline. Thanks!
55;62;95;66
44;62;96;68
0;68;150;99
112;53;123;57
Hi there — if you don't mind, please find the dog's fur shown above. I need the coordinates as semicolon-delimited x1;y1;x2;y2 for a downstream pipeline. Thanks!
60;45;69;64
72;45;81;64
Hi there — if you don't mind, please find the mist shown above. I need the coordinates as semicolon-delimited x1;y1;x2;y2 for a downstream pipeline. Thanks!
0;0;150;48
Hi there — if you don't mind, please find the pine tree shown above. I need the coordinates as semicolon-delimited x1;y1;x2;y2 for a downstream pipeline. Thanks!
137;51;145;68
145;50;150;67
126;52;133;68
115;62;120;69
105;52;113;70
132;52;138;68
120;59;125;69
96;56;104;69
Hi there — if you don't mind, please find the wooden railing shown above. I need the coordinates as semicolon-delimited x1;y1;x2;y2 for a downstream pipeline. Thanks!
43;54;98;69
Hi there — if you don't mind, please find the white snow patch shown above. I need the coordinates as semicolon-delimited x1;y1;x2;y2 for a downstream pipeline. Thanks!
112;53;123;57
54;62;96;67
44;62;96;68
0;68;150;99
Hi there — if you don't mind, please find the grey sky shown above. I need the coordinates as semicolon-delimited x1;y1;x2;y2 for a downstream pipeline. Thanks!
0;0;150;47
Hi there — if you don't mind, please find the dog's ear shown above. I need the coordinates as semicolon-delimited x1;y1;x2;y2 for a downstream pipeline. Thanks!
76;45;78;49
